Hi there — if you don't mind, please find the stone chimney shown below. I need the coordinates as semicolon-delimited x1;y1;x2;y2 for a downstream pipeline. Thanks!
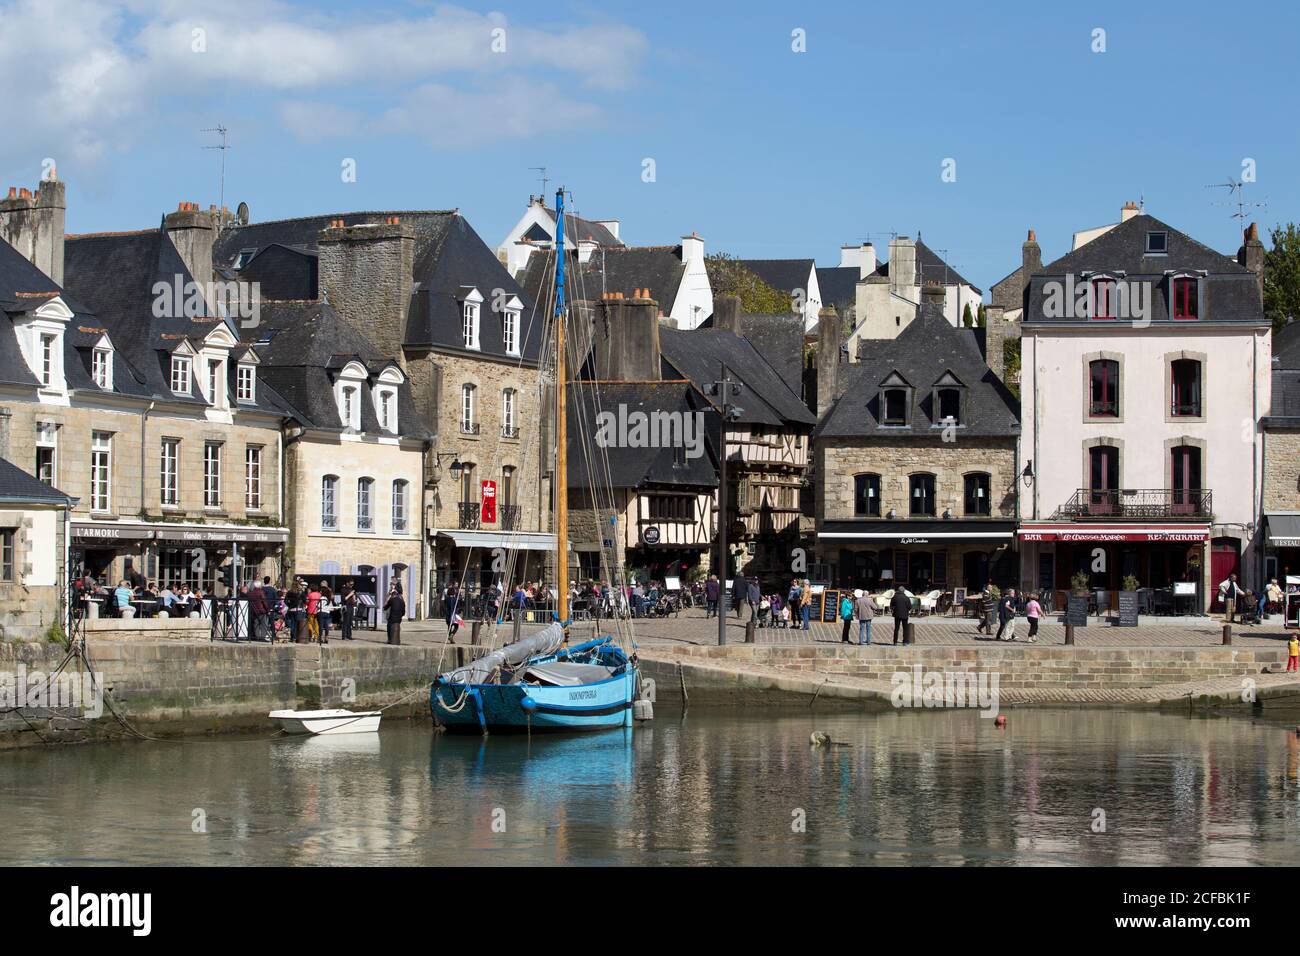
0;175;66;285
1022;229;1042;279
920;284;946;315
815;305;841;417
887;236;916;294
1121;201;1140;223
984;304;1007;381
318;218;415;366
591;291;661;381
1238;222;1266;303
839;242;877;279
711;294;743;335
164;201;216;286
0;406;11;461
680;232;704;268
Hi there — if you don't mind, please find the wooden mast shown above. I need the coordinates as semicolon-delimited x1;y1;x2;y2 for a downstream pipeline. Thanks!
554;187;569;642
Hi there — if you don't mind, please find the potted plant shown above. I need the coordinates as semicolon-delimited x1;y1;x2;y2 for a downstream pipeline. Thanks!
1070;570;1091;595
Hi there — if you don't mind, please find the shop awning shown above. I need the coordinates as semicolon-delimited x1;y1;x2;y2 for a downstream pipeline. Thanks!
818;520;1016;542
1266;514;1300;548
1017;524;1208;543
72;520;289;544
437;530;558;551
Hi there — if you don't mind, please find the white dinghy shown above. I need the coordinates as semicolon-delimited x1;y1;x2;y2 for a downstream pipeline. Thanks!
268;708;381;736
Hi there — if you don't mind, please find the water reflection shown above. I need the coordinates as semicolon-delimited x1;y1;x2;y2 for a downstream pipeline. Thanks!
1;708;1298;865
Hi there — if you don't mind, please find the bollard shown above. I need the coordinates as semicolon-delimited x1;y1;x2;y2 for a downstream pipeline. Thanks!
513;613;522;643
470;621;482;647
904;622;915;645
1064;624;1075;646
745;619;756;643
1222;624;1232;646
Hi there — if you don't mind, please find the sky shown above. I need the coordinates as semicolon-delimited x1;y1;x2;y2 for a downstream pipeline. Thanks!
1;0;1296;293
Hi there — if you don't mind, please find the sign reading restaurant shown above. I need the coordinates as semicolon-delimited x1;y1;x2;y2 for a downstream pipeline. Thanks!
1018;527;1209;543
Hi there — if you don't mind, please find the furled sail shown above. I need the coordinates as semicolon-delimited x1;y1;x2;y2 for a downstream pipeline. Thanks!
437;623;567;685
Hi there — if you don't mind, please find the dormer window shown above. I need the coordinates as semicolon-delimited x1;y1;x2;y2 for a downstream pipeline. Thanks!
1145;231;1168;255
92;346;112;390
206;358;225;407
461;293;482;350
377;389;395;432
334;361;367;431
170;355;192;394
503;308;519;355
342;386;358;428
235;248;257;270
236;364;256;403
1171;277;1199;320
1091;278;1116;320
883;389;907;425
372;367;402;434
937;388;960;423
39;334;56;387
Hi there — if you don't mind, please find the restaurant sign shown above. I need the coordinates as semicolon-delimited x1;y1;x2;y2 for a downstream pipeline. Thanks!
72;522;288;545
1019;529;1208;543
71;524;154;543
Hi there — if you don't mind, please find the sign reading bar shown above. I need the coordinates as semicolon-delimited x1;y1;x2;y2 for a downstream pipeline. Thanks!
1020;529;1209;543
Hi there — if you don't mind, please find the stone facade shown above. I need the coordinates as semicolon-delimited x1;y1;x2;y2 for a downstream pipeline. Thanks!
0;502;67;640
1264;429;1300;513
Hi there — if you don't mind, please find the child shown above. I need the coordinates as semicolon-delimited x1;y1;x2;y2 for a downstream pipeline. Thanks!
780;601;792;628
1025;593;1042;643
1289;635;1299;673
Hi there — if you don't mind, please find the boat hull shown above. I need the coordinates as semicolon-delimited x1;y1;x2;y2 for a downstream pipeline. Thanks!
432;667;638;734
269;709;382;735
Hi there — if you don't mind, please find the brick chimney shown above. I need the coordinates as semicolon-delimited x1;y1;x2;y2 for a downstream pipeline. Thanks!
591;291;661;381
815;305;841;417
984;304;1007;381
1121;200;1140;223
164;201;216;286
1238;222;1266;303
318;219;415;366
711;294;742;335
0;174;66;284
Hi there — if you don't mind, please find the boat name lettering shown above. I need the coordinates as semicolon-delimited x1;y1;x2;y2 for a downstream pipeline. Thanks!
569;689;598;700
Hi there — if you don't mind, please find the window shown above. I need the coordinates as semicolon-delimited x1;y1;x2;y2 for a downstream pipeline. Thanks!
321;476;339;530
1171;359;1202;416
1172;278;1198;320
237;364;255;403
854;474;881;517
501;388;518;437
501;467;515;506
459;463;477;504
90;432;111;512
92;347;112;389
203;443;222;508
245;446;262;510
462;301;480;349
39;334;56;387
1089;359;1119;417
0;529;13;582
170;356;191;394
357;477;374;532
964;473;991;516
649;496;693;521
1091;279;1116;320
35;423;56;486
1145;231;1168;255
377;390;394;432
937;388;961;424
160;439;179;507
207;359;223;405
341;386;357;429
1088;445;1119;514
909;473;936;516
1171;445;1202;515
883;388;908;425
461;384;478;434
392;480;408;533
503;309;519;355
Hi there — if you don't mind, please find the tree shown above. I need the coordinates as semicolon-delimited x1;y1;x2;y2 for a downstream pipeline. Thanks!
962;302;974;327
1265;224;1300;332
976;303;987;328
705;253;794;314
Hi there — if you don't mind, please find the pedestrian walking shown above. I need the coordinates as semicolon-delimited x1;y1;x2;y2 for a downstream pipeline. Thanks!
995;588;1018;641
732;576;747;619
1289;635;1299;673
316;581;333;643
1219;573;1242;624
705;574;719;618
444;579;462;640
840;590;854;644
385;583;405;645
890;588;911;645
854;588;874;645
1025;591;1041;643
747;578;761;623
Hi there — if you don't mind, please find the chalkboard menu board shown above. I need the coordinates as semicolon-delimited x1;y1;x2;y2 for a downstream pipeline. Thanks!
893;552;908;586
806;590;824;622
1065;595;1089;628
821;589;841;622
1116;591;1139;627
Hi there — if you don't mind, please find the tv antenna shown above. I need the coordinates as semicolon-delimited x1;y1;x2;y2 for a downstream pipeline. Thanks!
530;166;550;203
1205;177;1268;225
202;125;230;222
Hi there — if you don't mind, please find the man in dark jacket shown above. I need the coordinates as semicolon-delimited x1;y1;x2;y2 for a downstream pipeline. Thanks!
890;589;912;645
248;582;269;641
386;584;406;645
705;575;720;618
732;575;747;619
995;588;1018;641
747;578;761;622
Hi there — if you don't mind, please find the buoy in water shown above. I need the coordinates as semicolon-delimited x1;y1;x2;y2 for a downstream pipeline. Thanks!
633;698;654;721
994;715;1007;728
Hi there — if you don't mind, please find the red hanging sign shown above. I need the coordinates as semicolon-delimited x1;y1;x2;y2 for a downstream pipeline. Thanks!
481;480;497;524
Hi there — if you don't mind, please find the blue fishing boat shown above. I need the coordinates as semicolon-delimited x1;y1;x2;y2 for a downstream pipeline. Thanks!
430;186;646;735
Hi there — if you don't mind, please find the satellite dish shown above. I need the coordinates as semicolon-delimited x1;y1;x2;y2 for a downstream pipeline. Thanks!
236;201;249;225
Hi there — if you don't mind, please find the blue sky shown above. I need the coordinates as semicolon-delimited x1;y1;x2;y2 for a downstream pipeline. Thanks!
1;0;1295;292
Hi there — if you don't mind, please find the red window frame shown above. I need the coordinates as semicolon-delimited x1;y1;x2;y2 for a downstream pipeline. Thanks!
1089;359;1118;417
1091;279;1116;320
1172;277;1198;320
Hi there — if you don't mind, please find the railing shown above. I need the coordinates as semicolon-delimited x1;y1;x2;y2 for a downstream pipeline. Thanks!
499;504;521;530
460;422;481;435
1089;400;1117;417
1055;488;1213;520
458;502;480;529
501;425;520;439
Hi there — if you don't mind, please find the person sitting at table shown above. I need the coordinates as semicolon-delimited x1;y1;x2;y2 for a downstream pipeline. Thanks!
113;580;134;618
157;583;176;616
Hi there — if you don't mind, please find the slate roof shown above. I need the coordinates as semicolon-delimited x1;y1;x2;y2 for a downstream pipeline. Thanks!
540;206;622;247
0;455;72;503
871;241;981;293
566;381;717;490
1274;322;1300;370
518;246;686;313
817;303;1020;439
735;258;814;297
1264;369;1300;424
0;238;59;387
736;312;806;385
659;326;815;428
815;266;859;315
1024;214;1263;326
247;300;429;439
214;211;541;361
238;244;317;300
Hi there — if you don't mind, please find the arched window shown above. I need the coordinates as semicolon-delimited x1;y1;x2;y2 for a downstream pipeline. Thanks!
964;473;991;516
1089;359;1119;417
854;473;881;516
321;475;339;530
909;473;936;516
357;477;374;532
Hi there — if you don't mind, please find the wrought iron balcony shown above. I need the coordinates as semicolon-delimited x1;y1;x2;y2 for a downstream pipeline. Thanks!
1055;488;1213;521
458;502;481;530
501;425;520;439
499;504;521;530
460;422;481;435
